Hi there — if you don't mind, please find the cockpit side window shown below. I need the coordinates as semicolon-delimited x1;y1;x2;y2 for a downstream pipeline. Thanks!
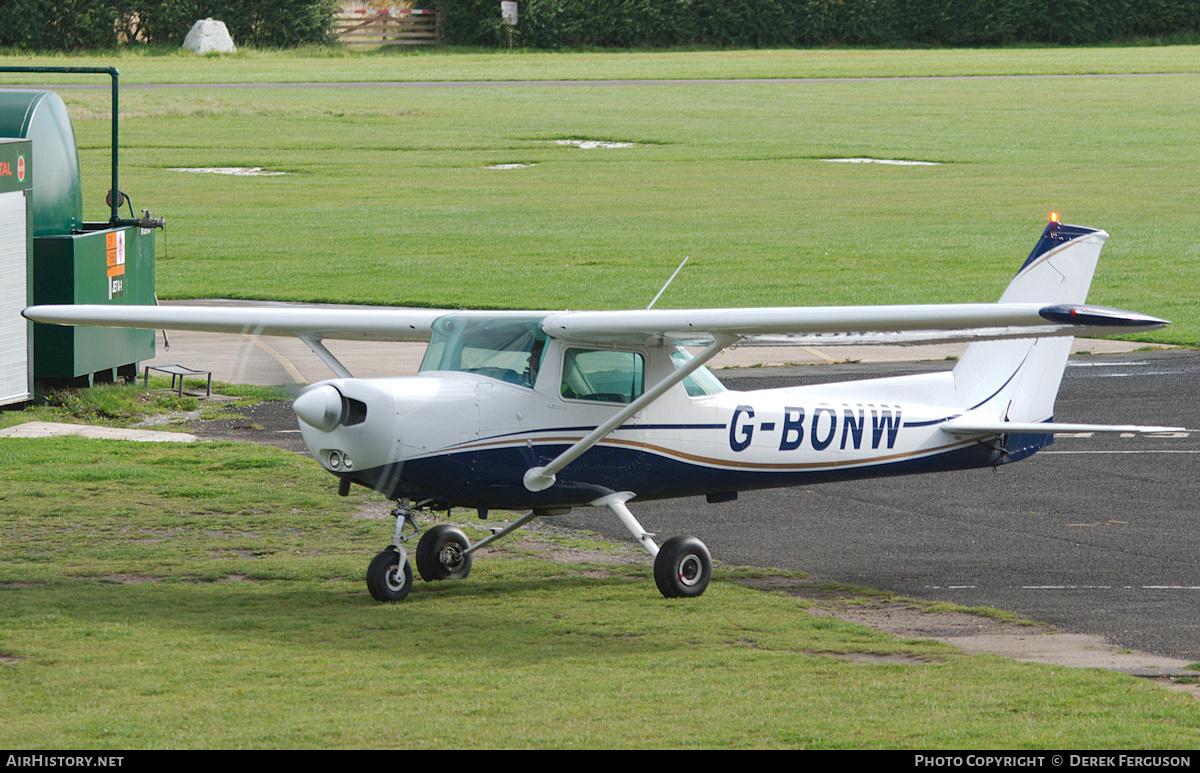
560;348;644;404
420;315;548;388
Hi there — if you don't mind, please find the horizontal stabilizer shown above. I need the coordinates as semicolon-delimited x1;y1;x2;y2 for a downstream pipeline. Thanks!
942;416;1186;436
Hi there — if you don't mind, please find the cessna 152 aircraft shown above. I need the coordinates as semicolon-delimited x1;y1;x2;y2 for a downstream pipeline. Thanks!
24;218;1183;601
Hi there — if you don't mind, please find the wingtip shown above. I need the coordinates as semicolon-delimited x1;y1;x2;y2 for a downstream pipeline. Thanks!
1038;304;1170;329
21;305;54;323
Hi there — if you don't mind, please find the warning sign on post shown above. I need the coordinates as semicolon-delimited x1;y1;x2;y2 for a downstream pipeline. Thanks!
106;230;125;299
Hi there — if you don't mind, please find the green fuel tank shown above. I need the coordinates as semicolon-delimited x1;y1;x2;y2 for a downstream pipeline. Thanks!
0;89;83;236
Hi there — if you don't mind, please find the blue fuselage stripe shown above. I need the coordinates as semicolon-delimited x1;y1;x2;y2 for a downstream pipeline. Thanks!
345;438;1029;510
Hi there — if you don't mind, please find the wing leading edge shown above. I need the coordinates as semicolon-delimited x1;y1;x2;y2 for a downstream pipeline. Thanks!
23;304;446;342
24;301;1168;347
541;303;1170;347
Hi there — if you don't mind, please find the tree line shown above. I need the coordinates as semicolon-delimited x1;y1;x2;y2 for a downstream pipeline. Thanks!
2;0;1197;51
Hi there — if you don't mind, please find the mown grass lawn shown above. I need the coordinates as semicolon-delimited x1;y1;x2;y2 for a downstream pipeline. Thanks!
1;434;1198;749
3;47;1195;343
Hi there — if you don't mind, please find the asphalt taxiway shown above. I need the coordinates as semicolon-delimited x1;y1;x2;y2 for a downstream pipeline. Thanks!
561;351;1200;661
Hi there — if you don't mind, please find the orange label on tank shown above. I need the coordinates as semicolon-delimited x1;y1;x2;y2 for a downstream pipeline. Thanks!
106;231;126;299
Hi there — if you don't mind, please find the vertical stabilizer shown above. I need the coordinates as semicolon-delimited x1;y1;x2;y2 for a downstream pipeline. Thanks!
952;220;1109;431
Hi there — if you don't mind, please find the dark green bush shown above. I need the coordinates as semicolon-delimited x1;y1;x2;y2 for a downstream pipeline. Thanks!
2;0;1196;50
430;0;1200;49
0;0;340;50
0;0;120;50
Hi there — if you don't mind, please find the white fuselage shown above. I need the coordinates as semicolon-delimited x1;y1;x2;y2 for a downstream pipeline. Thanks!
295;338;1018;510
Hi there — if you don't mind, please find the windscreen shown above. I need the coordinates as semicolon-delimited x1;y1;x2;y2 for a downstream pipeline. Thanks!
420;314;549;388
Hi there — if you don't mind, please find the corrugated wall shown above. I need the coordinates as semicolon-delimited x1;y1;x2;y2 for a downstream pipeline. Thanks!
0;189;28;405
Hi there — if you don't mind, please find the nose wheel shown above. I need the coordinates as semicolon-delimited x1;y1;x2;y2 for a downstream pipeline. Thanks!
365;501;475;602
364;499;424;602
366;547;413;601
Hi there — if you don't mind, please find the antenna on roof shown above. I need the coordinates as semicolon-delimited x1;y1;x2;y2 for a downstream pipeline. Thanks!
646;256;689;310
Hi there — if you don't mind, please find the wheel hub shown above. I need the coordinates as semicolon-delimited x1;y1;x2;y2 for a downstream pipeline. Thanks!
385;561;406;592
677;554;702;586
439;544;464;571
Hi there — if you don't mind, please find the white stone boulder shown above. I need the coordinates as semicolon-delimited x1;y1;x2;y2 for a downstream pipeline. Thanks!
183;19;237;55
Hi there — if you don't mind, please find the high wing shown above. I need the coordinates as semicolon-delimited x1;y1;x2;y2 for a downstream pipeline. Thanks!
541;302;1169;346
18;219;1174;441
23;301;1168;348
23;298;1168;385
22;303;446;342
23;218;1169;364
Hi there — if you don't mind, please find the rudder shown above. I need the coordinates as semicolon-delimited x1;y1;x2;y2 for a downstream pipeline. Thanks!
952;219;1109;425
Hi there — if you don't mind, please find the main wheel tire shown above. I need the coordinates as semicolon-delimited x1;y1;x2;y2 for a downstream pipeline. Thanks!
416;524;473;582
366;548;413;602
654;535;712;599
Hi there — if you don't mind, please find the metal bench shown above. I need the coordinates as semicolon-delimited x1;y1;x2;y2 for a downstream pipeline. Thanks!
142;364;212;397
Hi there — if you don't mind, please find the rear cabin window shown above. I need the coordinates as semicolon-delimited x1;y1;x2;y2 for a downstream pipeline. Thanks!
560;349;644;404
671;348;727;397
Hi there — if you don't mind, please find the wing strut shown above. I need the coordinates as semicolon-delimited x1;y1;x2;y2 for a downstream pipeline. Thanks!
298;334;353;379
523;334;737;492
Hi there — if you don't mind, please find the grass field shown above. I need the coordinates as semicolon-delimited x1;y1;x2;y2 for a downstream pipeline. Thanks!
2;48;1200;748
3;47;1197;344
5;45;1200;82
1;429;1199;749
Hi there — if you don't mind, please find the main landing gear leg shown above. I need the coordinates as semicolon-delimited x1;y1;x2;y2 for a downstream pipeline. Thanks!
592;492;713;599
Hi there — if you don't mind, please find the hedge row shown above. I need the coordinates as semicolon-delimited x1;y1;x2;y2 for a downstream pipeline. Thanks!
433;0;1200;48
2;0;1197;50
0;0;340;50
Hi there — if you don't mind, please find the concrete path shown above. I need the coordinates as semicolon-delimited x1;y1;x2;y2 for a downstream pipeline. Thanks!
0;421;196;442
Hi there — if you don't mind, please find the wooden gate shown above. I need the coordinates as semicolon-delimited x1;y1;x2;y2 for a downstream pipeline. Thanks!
334;10;440;47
